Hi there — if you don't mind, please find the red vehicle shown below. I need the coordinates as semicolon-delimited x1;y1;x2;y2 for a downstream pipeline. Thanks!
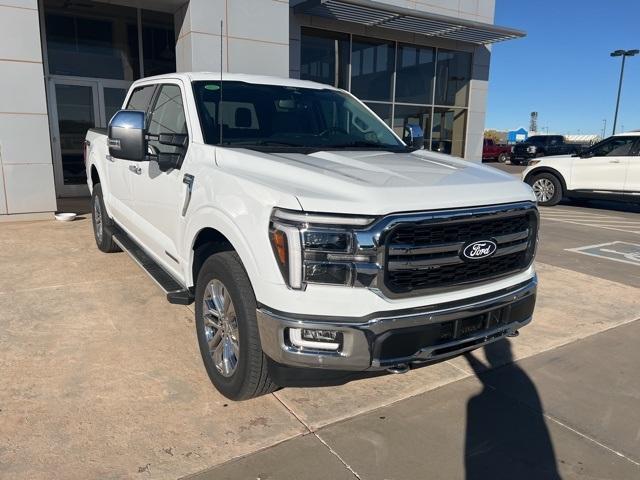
483;138;511;163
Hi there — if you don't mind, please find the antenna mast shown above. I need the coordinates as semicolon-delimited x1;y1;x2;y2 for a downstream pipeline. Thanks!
219;20;223;145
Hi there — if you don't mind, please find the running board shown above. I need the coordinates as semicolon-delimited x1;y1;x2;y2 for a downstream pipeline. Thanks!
112;229;194;305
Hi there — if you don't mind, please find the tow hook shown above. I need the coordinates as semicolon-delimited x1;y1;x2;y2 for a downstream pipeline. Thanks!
507;330;520;338
387;364;410;374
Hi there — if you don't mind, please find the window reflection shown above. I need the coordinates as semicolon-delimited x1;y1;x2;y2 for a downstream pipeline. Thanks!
300;28;349;89
142;10;176;77
393;105;431;148
432;108;467;157
44;0;139;80
395;45;435;104
351;37;394;101
435;50;471;106
44;0;176;80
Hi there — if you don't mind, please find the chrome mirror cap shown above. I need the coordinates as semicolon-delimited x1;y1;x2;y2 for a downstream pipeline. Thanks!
108;110;146;161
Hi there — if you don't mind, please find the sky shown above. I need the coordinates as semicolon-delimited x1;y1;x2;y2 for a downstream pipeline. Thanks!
486;0;640;136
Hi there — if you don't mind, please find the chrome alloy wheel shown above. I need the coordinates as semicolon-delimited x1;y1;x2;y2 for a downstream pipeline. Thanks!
202;279;240;377
532;178;555;203
93;198;103;242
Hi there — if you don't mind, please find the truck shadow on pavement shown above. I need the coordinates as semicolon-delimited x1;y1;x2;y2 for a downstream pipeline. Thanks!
464;340;561;480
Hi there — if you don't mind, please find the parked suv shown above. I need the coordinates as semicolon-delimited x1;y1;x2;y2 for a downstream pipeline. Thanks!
512;135;586;165
85;73;539;400
523;131;640;206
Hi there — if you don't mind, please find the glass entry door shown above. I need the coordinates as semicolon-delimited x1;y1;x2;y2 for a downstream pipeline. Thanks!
48;78;129;196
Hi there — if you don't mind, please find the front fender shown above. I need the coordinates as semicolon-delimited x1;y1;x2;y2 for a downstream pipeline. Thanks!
182;206;260;286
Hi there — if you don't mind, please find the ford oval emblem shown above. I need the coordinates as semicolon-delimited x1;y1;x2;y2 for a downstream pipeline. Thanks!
462;240;498;261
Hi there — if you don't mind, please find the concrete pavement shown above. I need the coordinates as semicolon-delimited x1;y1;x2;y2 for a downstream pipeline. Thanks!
193;321;640;479
1;200;639;479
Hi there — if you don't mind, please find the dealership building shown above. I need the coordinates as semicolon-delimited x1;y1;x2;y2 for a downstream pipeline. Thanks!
0;0;523;219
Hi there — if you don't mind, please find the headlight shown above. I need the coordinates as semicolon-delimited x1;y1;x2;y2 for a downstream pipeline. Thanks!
527;145;537;153
269;208;376;289
510;146;515;153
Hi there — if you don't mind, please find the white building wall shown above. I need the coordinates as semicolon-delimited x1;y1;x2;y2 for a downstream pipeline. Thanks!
0;0;56;217
175;0;290;77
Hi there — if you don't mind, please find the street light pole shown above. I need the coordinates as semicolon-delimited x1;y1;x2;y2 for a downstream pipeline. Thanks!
610;49;639;135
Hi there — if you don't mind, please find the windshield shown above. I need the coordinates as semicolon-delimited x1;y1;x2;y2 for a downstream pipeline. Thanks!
191;81;405;152
526;136;545;144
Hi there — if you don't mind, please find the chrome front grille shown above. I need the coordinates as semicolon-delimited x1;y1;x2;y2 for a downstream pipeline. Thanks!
377;203;538;297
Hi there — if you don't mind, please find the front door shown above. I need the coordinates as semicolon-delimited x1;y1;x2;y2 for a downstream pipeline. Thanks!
570;136;636;193
127;82;190;280
48;78;130;197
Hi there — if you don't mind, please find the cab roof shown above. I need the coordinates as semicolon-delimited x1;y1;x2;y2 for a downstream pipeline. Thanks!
132;72;339;91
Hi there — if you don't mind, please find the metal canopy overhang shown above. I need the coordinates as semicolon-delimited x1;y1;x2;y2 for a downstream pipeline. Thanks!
294;0;526;45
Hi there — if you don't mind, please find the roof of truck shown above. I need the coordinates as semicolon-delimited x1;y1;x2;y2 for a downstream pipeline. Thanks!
133;72;339;91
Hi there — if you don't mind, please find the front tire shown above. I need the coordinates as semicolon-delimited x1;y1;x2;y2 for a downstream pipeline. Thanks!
91;183;120;253
195;251;277;400
529;173;563;206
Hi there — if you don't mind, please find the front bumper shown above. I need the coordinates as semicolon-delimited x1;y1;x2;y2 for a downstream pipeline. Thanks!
256;276;537;371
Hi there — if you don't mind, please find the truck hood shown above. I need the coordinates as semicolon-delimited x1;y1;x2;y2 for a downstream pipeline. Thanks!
217;148;536;215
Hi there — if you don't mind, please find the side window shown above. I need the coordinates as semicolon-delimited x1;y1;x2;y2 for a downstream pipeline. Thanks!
548;136;562;146
126;85;156;111
147;84;188;155
590;137;636;157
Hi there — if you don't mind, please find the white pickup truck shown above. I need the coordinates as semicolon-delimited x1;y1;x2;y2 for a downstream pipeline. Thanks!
85;72;539;400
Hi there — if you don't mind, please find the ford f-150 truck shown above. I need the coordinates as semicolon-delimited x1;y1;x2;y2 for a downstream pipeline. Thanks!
85;73;539;400
511;135;586;165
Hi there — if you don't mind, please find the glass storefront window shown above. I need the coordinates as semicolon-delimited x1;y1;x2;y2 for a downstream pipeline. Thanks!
431;108;467;157
395;45;435;104
300;28;349;89
434;50;472;107
44;0;139;80
142;10;177;77
350;37;395;101
393;105;432;147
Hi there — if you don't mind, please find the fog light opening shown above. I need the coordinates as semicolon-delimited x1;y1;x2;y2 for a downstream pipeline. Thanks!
288;328;342;351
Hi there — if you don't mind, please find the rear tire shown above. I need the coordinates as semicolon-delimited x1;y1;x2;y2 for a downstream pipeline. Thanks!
195;251;277;400
91;183;120;253
497;152;509;163
529;173;563;206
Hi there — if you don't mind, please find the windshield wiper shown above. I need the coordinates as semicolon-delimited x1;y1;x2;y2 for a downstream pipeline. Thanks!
323;141;405;150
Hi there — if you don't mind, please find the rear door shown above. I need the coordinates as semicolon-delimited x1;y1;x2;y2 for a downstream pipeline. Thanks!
569;136;635;194
623;138;640;200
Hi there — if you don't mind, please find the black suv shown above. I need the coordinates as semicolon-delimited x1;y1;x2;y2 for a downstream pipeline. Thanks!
511;135;585;165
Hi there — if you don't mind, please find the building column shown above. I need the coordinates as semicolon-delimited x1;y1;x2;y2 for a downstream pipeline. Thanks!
0;0;56;218
465;45;491;162
175;0;289;77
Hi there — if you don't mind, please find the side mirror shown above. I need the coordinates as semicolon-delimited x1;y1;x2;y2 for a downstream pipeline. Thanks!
108;110;146;161
403;124;424;151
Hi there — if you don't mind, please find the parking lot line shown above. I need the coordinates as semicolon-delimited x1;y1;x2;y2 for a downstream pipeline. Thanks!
538;208;640;235
566;242;640;267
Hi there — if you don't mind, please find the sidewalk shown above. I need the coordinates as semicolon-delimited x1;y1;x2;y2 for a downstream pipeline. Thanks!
189;319;640;480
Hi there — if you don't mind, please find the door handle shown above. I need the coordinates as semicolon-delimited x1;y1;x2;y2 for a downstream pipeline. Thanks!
182;174;194;216
608;160;620;164
129;165;142;174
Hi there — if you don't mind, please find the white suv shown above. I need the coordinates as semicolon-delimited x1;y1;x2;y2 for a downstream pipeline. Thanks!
523;131;640;206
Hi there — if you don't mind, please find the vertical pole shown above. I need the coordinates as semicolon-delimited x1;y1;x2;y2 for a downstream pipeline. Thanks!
612;55;626;135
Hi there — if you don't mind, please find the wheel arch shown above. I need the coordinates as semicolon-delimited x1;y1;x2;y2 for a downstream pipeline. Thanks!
524;167;567;192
